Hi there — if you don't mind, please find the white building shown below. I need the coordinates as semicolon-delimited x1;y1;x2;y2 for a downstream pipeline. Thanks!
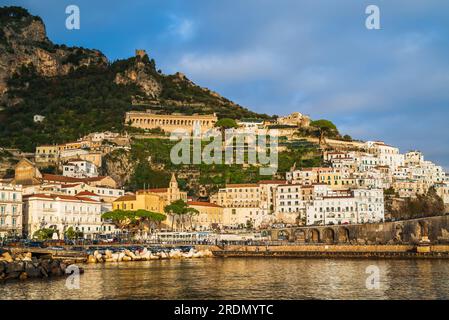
0;183;23;237
365;141;404;170
23;193;114;239
33;114;45;123
60;182;124;203
306;188;384;226
211;183;273;229
63;160;99;178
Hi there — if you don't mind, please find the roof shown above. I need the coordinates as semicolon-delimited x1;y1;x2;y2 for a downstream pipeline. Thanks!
42;174;110;184
76;191;98;197
114;194;136;202
60;183;81;188
226;183;259;188
137;188;168;193
258;180;287;185
188;201;223;208
23;193;100;203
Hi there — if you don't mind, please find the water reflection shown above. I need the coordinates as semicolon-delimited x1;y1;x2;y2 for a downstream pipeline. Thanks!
1;258;449;300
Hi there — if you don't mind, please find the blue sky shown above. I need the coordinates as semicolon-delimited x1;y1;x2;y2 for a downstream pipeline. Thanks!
2;0;449;170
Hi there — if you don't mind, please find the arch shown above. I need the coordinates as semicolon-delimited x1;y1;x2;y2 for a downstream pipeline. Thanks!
308;229;320;243
277;230;290;241
322;228;335;244
419;220;429;237
294;229;306;242
394;224;403;243
337;227;350;243
261;230;269;237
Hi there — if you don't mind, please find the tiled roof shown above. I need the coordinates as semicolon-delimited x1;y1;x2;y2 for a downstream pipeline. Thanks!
76;191;98;197
258;180;286;185
114;194;136;202
42;174;109;183
188;201;223;208
23;193;100;203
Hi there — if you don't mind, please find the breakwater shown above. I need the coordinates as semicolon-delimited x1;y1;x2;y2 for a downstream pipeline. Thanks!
0;251;82;282
87;247;214;263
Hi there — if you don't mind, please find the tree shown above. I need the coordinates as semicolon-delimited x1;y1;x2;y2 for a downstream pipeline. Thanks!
215;118;238;141
64;226;83;240
310;119;339;145
33;228;55;240
164;199;199;231
102;209;166;236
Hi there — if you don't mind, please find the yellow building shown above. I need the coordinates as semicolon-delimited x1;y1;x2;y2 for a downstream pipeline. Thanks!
112;174;187;214
187;201;224;231
35;145;60;164
125;111;217;133
12;158;42;186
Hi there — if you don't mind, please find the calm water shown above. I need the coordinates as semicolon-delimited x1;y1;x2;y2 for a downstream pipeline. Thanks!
1;258;449;299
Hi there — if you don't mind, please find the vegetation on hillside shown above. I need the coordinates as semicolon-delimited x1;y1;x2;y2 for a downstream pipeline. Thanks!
386;187;446;220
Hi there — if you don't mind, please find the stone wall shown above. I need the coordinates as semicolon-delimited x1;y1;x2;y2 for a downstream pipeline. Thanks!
268;215;449;244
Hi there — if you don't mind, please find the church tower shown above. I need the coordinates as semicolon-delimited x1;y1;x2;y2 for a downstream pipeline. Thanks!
169;173;178;190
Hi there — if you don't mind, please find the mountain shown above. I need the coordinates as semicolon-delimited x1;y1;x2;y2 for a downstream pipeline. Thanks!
0;6;271;151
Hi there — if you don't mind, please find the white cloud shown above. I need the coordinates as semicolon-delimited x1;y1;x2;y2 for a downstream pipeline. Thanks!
166;15;195;41
176;50;280;81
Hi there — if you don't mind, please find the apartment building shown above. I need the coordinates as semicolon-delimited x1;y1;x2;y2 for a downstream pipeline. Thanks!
0;183;23;237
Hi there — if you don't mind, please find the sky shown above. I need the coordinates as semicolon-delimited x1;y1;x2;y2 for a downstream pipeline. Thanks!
2;0;449;170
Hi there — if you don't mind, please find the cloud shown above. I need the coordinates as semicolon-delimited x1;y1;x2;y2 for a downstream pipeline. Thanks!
2;0;449;170
175;50;280;81
165;15;195;41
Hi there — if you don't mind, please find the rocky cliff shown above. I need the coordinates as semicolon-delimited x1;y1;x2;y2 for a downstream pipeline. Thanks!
0;7;107;105
0;5;271;152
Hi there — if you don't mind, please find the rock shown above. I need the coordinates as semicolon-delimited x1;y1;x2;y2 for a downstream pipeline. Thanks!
105;250;113;259
6;261;24;273
23;252;32;261
19;272;28;280
25;263;42;278
39;266;48;277
122;256;132;262
5;271;21;280
50;265;63;276
59;263;67;273
88;255;97;263
1;252;14;263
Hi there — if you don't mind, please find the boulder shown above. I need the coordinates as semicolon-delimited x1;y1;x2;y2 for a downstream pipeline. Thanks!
38;266;48;277
5;271;21;280
6;261;24;273
87;255;97;263
25;263;42;278
23;252;33;262
51;265;63;276
105;250;113;259
1;252;14;263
